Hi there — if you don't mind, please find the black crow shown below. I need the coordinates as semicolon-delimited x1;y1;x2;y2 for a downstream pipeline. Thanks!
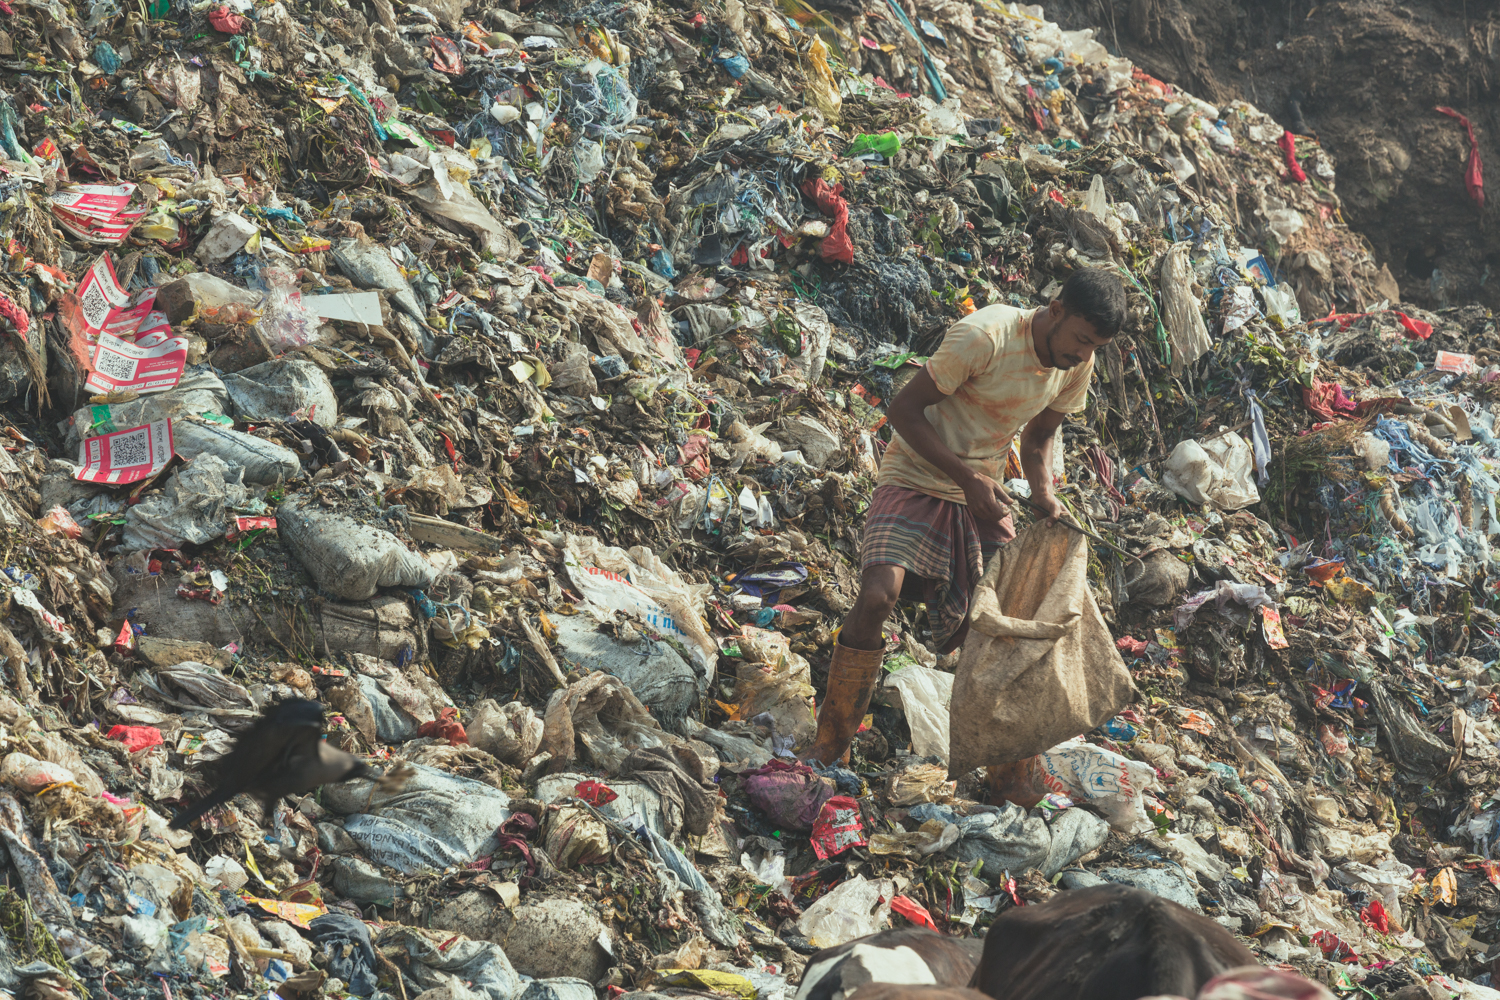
170;698;370;830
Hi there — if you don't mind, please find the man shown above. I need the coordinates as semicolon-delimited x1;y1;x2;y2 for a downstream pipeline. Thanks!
801;268;1126;767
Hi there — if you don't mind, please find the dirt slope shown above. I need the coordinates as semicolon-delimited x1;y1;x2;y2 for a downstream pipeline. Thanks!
1045;0;1499;311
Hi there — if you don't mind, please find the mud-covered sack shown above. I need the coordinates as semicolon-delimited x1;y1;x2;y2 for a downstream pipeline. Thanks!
277;496;438;600
323;764;512;873
949;521;1136;775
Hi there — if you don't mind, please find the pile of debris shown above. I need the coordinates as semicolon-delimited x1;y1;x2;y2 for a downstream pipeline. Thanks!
0;0;1490;997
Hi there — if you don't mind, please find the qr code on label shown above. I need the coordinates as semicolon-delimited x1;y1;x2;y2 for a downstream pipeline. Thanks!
80;279;111;330
110;428;151;468
93;349;136;382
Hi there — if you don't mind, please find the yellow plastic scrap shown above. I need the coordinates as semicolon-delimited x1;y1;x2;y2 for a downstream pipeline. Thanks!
1325;575;1376;608
804;36;842;122
658;971;757;1000
239;893;327;929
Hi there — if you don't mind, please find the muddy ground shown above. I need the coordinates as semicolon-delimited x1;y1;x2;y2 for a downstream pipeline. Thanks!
1045;0;1500;312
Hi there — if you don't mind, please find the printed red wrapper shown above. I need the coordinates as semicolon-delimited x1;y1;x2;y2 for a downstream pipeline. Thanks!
1261;606;1289;649
1436;350;1477;374
575;779;618;806
87;328;189;394
1176;708;1215;735
1318;723;1349;757
890;895;936;929
227;515;278;541
113;620;136;652
810;794;865;860
106;724;164;752
49;183;150;245
66;255;187;393
76;420;173;485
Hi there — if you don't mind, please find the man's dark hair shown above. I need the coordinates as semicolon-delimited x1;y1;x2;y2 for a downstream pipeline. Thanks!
1058;269;1126;338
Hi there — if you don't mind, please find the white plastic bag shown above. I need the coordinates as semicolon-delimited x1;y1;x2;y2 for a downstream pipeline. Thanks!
1;752;76;792
1260;282;1302;329
469;700;544;766
796;875;894;948
1162;432;1261;510
561;533;716;680
1035;737;1160;835
884;666;952;762
1265;208;1304;242
1083;174;1107;220
257;267;319;349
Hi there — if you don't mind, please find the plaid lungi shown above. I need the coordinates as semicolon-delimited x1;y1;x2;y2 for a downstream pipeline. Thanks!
860;484;1016;653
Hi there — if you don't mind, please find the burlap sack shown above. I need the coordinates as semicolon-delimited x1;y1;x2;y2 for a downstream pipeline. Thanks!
948;521;1136;776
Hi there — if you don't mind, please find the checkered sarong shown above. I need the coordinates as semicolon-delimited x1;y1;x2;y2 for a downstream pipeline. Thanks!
860;485;1015;653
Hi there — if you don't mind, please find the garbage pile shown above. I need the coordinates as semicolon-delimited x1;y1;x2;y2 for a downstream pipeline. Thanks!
0;0;1493;997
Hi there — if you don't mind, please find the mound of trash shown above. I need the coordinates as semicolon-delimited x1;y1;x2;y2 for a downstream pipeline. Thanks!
0;0;1489;998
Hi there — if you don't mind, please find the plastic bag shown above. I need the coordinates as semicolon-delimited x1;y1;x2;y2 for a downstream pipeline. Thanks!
884;665;952;762
1083;174;1107;220
884;762;955;806
257;268;318;349
907;801;1104;880
1162;432;1260;510
735;628;816;746
1260;282;1302;330
560;533;716;680
277;497;439;600
1;752;76;792
1265;207;1305;242
803;36;841;120
796;875;894;948
173;415;302;485
1034;737;1160;834
543;805;610;867
323;764;513;874
742;759;834;833
468;700;543;766
223;358;338;426
123;453;248;551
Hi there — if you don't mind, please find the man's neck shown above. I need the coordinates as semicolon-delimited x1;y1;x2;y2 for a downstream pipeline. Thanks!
1031;308;1056;367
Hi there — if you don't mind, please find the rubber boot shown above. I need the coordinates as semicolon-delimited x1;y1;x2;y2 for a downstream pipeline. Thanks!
801;641;884;766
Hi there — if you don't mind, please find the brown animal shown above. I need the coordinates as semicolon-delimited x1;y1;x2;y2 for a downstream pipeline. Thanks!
795;928;985;1000
847;986;989;1000
969;884;1257;1000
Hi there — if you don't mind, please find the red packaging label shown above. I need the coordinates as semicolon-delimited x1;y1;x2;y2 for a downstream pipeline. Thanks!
49;183;149;244
575;779;618;806
76;420;173;484
810;795;865;860
1436;350;1477;374
87;328;189;394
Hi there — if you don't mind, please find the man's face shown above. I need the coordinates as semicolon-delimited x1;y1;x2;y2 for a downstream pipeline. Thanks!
1045;304;1111;370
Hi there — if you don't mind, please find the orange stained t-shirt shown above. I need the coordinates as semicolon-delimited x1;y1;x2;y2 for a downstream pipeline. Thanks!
876;304;1094;504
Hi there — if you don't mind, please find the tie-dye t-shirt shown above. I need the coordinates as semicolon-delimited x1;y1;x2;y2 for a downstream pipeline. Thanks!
877;304;1093;504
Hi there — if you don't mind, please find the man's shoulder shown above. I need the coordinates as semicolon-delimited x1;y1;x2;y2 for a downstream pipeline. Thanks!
952;303;1032;343
963;302;1028;329
940;303;1030;356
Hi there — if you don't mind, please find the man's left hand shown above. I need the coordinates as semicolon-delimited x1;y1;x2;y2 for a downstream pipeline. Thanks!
1032;492;1065;525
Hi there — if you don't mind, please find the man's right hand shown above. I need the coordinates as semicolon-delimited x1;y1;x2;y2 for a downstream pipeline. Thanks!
963;473;1013;522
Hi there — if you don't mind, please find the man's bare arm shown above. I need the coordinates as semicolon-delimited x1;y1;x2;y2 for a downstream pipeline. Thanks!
1018;408;1066;522
888;367;1012;521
